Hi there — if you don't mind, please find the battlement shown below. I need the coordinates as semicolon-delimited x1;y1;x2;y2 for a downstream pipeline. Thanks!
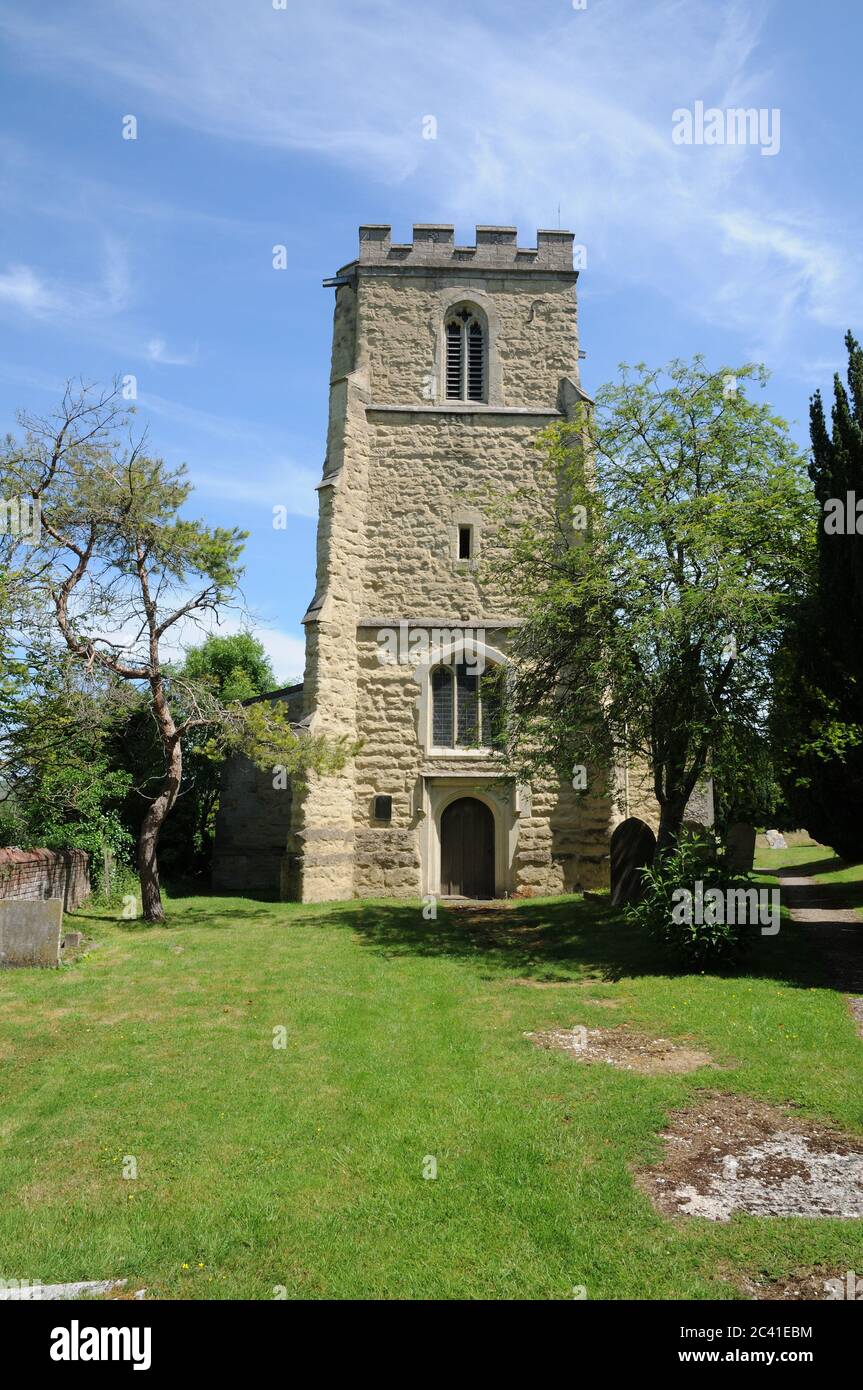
355;224;575;273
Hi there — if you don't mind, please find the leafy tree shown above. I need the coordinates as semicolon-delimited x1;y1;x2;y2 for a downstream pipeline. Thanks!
2;381;350;921
710;722;785;835
0;657;135;860
773;332;863;859
497;357;814;855
180;632;276;702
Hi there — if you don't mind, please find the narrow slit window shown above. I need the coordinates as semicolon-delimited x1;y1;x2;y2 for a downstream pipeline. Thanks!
458;525;472;560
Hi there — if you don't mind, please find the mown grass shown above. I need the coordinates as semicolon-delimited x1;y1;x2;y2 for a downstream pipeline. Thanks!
1;856;863;1300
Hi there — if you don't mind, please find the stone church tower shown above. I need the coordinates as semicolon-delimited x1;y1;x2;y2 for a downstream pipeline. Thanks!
214;223;654;903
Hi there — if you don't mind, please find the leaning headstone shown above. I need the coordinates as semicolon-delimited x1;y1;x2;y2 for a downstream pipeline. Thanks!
610;817;657;906
764;829;788;850
725;822;756;873
0;898;62;968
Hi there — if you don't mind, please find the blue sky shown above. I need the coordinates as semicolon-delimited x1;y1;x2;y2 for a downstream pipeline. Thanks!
0;0;859;681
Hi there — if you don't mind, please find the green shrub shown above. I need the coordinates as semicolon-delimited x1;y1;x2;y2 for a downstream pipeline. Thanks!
625;831;756;968
90;857;140;910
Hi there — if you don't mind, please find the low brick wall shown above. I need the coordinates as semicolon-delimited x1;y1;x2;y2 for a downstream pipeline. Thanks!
0;849;91;911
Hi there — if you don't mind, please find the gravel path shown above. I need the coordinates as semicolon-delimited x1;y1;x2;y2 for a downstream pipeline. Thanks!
776;866;863;995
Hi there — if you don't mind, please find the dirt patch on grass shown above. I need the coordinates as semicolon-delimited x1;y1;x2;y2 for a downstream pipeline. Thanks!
638;1092;863;1221
444;901;517;913
848;997;863;1039
742;1269;851;1300
525;1025;716;1074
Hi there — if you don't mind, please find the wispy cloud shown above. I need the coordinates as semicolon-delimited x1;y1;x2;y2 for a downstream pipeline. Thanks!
146;336;199;367
0;238;130;322
0;362;317;522
191;469;318;520
134;391;318;520
82;593;306;685
0;0;859;358
0;264;55;315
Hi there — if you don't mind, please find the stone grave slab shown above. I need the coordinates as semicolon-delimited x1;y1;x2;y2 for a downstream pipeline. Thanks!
0;898;62;967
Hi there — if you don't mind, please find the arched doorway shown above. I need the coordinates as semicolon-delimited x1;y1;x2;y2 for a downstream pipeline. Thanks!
440;797;495;898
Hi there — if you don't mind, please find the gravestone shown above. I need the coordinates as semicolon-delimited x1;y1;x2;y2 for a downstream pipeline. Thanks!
764;829;788;850
610;817;657;907
726;822;756;873
0;898;62;967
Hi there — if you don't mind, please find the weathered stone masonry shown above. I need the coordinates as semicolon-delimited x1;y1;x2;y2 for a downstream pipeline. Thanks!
214;223;659;902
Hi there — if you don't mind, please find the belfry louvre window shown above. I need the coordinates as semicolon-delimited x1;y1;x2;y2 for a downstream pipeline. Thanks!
431;662;505;748
446;320;463;398
445;307;486;402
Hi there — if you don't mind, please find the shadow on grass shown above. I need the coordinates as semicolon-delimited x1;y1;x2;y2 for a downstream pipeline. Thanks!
756;857;863;909
346;897;661;982
330;893;863;993
81;870;863;993
69;900;291;934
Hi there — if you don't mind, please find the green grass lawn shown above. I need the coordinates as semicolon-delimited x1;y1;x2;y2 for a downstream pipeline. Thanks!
2;863;863;1300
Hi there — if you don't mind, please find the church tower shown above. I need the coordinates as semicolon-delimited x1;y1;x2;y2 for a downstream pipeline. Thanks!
212;222;713;901
283;223;610;902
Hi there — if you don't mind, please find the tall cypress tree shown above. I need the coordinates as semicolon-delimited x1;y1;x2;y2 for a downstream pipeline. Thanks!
775;332;863;858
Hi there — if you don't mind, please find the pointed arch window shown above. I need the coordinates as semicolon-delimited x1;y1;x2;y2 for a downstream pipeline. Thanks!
430;662;505;749
445;306;486;402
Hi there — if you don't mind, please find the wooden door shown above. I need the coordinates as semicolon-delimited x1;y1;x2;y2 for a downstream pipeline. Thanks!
440;797;495;898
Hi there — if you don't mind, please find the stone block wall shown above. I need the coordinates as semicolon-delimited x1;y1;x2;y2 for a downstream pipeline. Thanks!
362;414;562;617
358;276;578;409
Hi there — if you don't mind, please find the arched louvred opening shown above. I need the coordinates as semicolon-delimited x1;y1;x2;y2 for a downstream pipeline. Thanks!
445;320;463;399
444;305;487;402
467;320;484;401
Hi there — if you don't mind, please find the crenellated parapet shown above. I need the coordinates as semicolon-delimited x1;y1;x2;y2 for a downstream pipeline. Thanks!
354;224;576;273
